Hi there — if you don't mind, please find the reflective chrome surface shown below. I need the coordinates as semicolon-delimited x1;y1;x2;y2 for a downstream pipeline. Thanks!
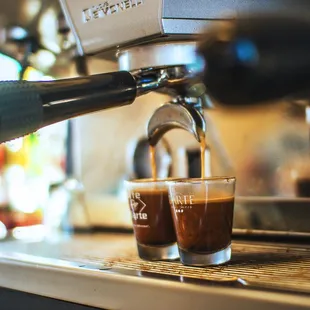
118;42;198;72
147;99;206;146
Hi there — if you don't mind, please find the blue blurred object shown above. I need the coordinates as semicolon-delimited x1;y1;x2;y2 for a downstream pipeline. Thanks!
233;39;259;64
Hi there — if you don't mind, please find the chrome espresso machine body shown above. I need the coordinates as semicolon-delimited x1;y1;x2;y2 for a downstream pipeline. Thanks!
56;0;310;233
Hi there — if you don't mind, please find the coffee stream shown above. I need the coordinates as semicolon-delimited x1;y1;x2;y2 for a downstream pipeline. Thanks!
200;134;206;179
149;134;207;180
150;145;157;180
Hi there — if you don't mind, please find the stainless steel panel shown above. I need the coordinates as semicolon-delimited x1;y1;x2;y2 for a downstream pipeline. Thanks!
60;0;310;54
162;0;310;19
161;19;212;35
59;0;163;54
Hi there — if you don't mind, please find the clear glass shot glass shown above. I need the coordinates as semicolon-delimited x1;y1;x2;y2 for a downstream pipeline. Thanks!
125;179;179;261
168;177;236;266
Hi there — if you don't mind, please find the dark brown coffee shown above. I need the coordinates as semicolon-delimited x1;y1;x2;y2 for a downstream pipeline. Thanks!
128;189;176;246
200;134;206;179
171;197;234;253
296;178;310;197
149;145;157;180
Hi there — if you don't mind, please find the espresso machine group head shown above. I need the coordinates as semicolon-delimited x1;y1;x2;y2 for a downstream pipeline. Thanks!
118;42;209;145
0;0;310;143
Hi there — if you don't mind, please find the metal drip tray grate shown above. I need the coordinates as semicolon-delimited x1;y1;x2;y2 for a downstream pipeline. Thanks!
67;242;310;294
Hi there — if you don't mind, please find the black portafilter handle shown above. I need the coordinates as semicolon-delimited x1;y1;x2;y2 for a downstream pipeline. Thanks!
0;71;137;143
197;15;310;106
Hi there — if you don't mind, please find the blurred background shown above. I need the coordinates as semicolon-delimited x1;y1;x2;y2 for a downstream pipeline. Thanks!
0;0;309;241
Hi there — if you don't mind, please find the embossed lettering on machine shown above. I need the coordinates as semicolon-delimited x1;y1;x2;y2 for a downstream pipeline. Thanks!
82;0;144;23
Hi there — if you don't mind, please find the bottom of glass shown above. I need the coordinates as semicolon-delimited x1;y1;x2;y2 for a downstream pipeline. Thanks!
179;244;231;266
137;243;179;261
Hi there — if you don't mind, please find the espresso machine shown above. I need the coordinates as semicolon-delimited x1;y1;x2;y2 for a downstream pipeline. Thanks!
3;1;310;309
1;0;310;231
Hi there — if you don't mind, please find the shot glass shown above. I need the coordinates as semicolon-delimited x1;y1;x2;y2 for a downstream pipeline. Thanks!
168;177;236;266
125;179;179;261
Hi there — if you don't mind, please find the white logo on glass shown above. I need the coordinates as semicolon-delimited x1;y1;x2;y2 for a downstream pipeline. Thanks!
129;192;147;220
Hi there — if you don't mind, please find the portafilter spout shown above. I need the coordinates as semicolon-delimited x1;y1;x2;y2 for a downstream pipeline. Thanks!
147;97;206;146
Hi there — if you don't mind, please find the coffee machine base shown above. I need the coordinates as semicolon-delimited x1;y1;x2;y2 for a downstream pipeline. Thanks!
1;232;310;310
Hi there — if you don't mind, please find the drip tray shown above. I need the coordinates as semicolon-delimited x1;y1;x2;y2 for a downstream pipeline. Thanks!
60;239;310;295
2;233;310;296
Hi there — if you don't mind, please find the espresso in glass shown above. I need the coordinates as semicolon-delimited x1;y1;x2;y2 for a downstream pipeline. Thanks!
171;197;234;253
168;177;236;266
125;179;178;261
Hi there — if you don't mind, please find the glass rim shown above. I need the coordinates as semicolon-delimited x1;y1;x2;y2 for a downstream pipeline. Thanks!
125;177;186;184
167;176;236;184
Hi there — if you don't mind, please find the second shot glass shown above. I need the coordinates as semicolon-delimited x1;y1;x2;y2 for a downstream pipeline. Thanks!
168;177;236;266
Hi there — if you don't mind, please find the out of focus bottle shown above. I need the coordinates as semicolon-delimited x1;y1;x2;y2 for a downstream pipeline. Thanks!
0;174;11;240
3;134;47;239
